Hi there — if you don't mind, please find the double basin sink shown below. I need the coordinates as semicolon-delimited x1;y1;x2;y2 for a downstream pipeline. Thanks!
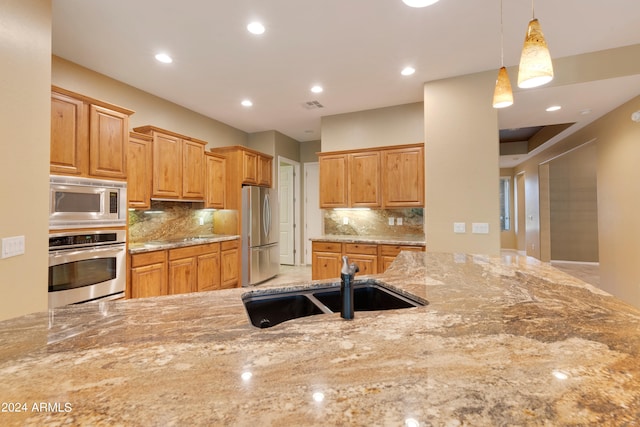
242;280;427;328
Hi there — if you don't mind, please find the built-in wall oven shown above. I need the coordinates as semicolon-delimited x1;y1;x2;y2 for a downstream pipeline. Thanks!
48;229;127;308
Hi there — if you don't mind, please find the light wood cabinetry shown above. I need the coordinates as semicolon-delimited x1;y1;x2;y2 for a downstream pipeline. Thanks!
220;239;240;289
242;150;258;184
382;145;425;207
127;238;240;299
127;132;152;209
258;155;273;187
50;86;134;179
318;143;424;209
311;240;425;279
311;242;343;281
129;250;168;298
205;152;226;209
134;125;206;201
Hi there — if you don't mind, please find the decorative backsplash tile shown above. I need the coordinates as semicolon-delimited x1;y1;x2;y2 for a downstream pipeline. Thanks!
128;201;237;243
324;208;424;237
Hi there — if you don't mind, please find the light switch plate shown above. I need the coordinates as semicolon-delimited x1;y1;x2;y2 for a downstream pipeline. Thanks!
453;222;466;233
388;217;395;226
396;217;403;226
472;223;489;234
1;236;25;259
343;217;349;225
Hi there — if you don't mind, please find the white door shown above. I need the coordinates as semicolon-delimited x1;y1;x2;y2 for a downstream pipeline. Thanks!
279;164;295;265
304;163;322;265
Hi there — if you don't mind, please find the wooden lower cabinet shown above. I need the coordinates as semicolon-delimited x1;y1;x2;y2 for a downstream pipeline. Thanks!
128;238;240;298
311;241;425;280
129;251;168;298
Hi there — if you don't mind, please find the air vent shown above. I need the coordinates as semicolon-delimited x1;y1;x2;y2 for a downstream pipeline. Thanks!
303;100;324;109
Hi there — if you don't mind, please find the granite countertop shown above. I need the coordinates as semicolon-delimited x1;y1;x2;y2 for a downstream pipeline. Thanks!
311;234;426;246
1;252;640;426
128;234;240;254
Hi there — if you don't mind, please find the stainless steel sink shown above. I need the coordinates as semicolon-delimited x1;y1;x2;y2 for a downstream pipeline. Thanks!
242;280;426;328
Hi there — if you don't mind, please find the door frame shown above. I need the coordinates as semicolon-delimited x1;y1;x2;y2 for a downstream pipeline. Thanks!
277;156;301;265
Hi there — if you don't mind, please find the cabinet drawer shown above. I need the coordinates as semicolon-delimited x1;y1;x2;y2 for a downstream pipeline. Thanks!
169;242;219;260
379;244;424;257
344;243;377;255
221;239;239;251
312;241;342;253
131;250;166;268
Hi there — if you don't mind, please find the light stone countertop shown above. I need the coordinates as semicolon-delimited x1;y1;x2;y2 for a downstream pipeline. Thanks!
1;252;640;426
128;234;240;254
311;234;426;246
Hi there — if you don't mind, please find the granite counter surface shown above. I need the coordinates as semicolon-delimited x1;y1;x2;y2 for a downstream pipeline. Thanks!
128;234;240;254
1;252;640;426
311;234;426;246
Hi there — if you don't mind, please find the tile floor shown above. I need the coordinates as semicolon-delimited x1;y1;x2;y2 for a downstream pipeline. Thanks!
261;253;601;289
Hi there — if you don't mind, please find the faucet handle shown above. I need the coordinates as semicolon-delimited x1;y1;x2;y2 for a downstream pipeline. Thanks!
351;263;360;274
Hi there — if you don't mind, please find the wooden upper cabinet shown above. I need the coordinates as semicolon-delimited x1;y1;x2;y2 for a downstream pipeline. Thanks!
134;126;207;201
182;139;205;199
349;151;381;207
258;155;272;187
318;143;424;209
319;154;349;208
89;105;128;179
127;132;152;209
242;150;258;185
50;92;86;176
50;87;134;179
382;145;424;207
152;132;183;198
205;152;225;209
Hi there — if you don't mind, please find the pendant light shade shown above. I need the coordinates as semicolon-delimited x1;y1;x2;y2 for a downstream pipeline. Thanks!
518;18;554;88
493;67;514;108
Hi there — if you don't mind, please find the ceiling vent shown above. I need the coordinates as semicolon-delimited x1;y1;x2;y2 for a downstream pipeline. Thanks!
303;100;324;109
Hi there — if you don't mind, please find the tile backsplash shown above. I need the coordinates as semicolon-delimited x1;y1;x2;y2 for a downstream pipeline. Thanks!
324;208;424;237
128;201;237;243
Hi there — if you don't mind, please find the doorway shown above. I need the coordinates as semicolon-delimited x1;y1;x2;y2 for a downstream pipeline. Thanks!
278;157;300;265
304;162;322;265
515;172;526;254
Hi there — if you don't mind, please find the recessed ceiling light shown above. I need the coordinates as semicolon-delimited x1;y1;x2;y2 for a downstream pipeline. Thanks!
241;99;253;107
401;66;416;76
311;85;323;94
155;53;173;64
546;105;562;112
247;22;265;35
402;0;440;7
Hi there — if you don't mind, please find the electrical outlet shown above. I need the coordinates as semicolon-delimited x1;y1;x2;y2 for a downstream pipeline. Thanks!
343;217;349;225
396;217;403;226
1;236;25;259
199;217;205;225
388;217;395;226
472;223;489;234
453;222;466;233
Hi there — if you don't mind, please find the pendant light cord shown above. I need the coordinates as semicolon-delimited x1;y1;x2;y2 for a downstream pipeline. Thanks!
531;0;535;19
500;0;504;67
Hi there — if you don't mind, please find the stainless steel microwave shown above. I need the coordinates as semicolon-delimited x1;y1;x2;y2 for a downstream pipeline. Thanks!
49;175;127;229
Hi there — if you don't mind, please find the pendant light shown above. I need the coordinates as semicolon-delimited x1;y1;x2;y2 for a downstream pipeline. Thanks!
517;0;553;88
493;0;513;108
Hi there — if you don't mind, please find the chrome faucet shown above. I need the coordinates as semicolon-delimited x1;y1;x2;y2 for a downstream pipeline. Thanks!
340;256;359;320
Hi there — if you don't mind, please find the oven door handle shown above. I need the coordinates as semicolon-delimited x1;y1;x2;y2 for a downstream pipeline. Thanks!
49;244;126;265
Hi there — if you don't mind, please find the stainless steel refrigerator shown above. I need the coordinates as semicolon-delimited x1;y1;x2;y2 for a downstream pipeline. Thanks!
242;186;279;286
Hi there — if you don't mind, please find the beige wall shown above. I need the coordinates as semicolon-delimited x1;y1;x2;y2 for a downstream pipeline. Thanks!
52;56;248;148
300;140;321;164
424;71;501;255
0;0;51;321
516;95;640;308
320;102;423;152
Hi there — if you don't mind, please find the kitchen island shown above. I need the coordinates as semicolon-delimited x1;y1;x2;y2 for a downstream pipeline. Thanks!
1;252;639;426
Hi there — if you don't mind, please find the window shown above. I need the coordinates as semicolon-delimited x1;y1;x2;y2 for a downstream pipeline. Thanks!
499;177;511;231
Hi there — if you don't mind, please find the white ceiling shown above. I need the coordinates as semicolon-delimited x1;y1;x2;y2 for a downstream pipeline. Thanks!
52;0;640;165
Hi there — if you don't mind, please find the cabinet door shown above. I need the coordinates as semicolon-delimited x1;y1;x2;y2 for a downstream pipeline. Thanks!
182;140;205;199
242;151;258;185
168;257;197;294
312;250;342;280
205;153;226;209
197;250;221;292
258;155;272;187
152;133;182;198
319;154;348;208
382;146;425;207
127;134;152;209
349;151;381;207
221;246;239;289
346;254;377;276
50;92;86;175
89;105;128;179
131;263;166;298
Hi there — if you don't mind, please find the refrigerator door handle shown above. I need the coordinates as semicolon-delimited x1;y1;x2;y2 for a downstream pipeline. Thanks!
263;193;270;239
